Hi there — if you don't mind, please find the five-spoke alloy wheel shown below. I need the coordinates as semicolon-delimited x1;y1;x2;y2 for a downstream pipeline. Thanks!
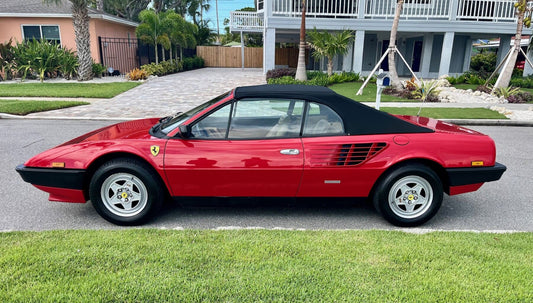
89;158;164;225
373;164;443;227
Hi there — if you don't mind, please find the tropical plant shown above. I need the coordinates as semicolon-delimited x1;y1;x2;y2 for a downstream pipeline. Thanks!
126;68;148;80
57;47;79;80
195;20;216;45
44;0;93;81
162;11;197;61
388;0;404;89
92;62;107;77
14;39;62;82
136;10;171;64
493;86;520;99
0;39;17;81
307;29;354;76
295;0;307;81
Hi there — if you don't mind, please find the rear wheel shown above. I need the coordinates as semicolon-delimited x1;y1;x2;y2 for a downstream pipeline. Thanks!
373;164;443;227
89;158;164;225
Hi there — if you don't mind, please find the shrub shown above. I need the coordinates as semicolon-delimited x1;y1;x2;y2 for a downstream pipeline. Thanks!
182;56;204;71
126;68;148;81
475;85;492;94
493;86;520;99
465;74;485;85
266;68;296;80
470;52;496;78
510;76;533;89
57;48;78;80
508;91;533;103
141;62;164;76
0;39;17;81
92;63;106;78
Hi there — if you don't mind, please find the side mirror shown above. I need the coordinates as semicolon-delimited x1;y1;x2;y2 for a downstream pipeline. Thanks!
178;124;191;138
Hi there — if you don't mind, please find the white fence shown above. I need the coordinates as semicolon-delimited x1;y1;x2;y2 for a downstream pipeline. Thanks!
230;11;264;32
272;0;359;18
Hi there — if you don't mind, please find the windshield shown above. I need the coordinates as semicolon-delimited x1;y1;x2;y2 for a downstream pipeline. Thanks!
159;91;231;134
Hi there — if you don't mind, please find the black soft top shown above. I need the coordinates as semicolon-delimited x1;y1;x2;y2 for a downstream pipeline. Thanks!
234;84;433;135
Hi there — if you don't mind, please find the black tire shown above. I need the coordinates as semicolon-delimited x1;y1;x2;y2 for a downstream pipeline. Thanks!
373;164;443;227
89;158;164;225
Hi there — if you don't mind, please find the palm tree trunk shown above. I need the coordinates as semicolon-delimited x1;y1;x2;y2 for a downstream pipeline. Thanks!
295;0;307;81
388;0;403;89
96;0;103;11
154;38;159;64
494;2;526;89
72;3;93;81
327;56;333;76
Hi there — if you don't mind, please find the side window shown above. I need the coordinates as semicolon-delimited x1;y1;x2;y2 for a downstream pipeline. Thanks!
303;102;344;136
228;99;304;139
190;104;231;139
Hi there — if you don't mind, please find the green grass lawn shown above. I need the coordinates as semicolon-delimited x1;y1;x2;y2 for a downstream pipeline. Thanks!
0;82;141;98
382;107;508;119
0;230;531;302
453;84;479;91
0;100;89;115
329;82;414;102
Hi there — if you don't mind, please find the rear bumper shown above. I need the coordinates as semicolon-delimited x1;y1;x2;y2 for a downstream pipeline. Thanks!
446;162;507;187
16;164;85;190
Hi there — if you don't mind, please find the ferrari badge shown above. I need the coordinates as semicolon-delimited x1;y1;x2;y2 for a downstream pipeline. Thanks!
150;145;160;157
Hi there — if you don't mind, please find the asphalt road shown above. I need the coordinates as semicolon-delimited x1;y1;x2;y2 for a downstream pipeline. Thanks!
1;119;532;232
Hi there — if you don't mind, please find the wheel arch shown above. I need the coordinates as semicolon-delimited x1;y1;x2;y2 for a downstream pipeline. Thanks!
82;152;170;201
368;158;448;201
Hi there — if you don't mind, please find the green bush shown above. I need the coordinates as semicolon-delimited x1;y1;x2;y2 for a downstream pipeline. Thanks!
13;39;66;82
141;62;165;76
91;62;106;78
140;60;185;77
182;56;204;71
470;52;497;78
266;68;295;80
0;39;17;81
266;71;361;86
57;48;78;80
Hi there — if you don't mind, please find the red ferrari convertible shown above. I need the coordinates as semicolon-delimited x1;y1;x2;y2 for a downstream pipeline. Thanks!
17;85;506;226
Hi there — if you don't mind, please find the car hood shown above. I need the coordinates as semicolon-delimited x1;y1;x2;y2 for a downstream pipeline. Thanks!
59;118;160;146
395;115;484;135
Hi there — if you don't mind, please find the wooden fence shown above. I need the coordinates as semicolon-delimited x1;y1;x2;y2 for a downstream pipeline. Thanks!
197;46;263;68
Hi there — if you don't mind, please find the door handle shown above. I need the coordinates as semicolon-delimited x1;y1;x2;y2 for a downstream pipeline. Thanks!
280;149;300;155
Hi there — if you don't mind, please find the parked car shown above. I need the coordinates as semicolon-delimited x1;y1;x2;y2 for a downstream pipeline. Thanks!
16;85;506;226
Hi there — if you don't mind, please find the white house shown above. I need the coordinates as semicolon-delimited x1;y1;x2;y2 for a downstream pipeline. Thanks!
230;0;525;77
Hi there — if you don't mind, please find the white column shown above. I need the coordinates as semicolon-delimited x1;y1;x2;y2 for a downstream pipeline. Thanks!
462;38;473;73
343;43;353;72
524;51;533;76
439;32;455;77
420;34;434;78
352;30;365;74
263;27;276;73
496;35;512;67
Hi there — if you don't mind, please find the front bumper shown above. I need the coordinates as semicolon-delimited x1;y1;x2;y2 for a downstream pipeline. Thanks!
16;164;86;190
446;162;507;186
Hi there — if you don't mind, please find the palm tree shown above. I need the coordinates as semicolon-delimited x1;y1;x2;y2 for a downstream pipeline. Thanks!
307;29;354;76
45;0;93;81
495;0;531;89
388;0;403;89
136;10;170;64
162;11;197;61
295;0;307;81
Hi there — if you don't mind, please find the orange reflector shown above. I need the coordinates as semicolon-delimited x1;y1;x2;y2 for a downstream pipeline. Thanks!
51;162;65;168
471;161;484;167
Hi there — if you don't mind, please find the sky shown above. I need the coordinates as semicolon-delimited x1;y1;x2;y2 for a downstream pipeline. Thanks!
201;0;254;35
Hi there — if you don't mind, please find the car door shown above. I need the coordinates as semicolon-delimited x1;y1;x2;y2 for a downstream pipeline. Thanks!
298;102;388;198
164;98;305;197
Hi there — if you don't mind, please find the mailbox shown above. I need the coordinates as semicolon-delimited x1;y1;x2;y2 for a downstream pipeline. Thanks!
375;69;390;110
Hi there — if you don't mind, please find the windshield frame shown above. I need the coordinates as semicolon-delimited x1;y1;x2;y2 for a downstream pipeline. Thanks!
150;91;232;138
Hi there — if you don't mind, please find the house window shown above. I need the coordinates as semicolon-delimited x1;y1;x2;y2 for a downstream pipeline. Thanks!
22;25;61;44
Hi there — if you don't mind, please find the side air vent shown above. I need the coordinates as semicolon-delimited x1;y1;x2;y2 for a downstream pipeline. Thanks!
309;142;387;167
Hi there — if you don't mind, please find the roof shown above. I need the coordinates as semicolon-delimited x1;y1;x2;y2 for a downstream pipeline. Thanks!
234;84;433;135
0;0;138;27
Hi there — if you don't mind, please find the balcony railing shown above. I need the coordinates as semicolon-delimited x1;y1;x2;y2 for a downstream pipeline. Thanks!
232;0;520;31
273;0;359;18
230;11;264;32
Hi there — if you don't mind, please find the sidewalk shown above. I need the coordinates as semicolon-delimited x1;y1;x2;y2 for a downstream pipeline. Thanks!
1;67;532;125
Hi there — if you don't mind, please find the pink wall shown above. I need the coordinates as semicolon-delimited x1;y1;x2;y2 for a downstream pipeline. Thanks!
0;16;136;64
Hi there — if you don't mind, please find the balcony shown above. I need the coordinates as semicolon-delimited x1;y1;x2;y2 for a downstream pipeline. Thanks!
231;0;520;32
230;11;264;32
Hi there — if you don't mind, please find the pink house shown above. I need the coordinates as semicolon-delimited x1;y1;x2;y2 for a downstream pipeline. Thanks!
0;0;139;73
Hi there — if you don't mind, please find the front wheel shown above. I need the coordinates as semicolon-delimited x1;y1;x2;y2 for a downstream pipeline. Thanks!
373;164;443;227
89;158;164;225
